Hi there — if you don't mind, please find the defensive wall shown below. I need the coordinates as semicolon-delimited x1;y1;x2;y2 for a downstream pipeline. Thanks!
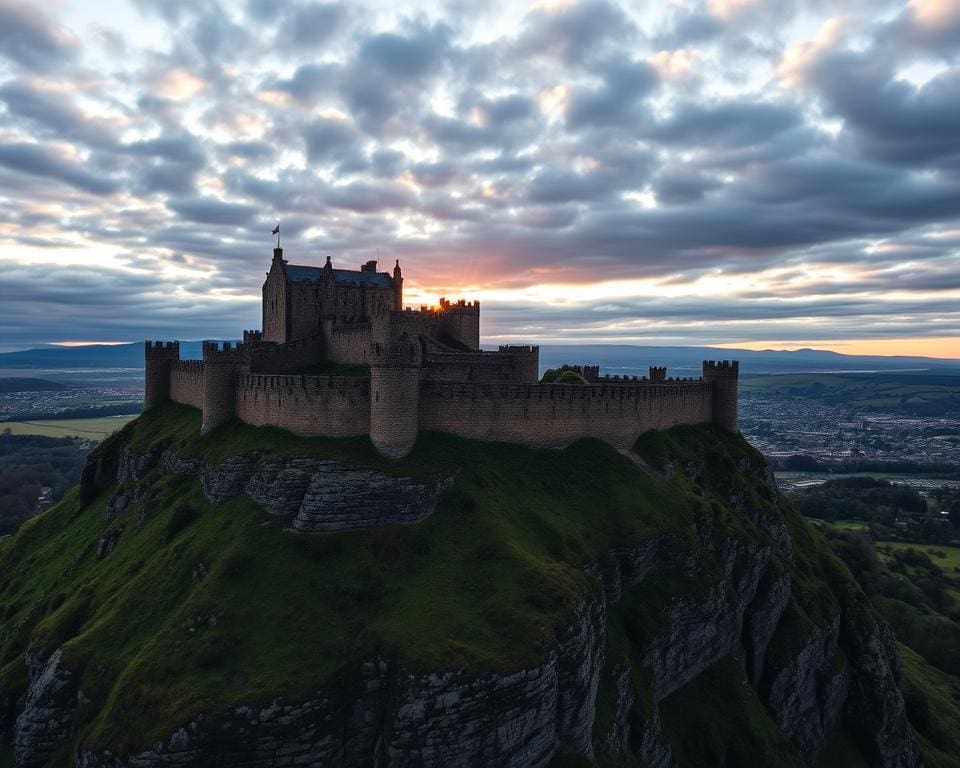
324;321;374;365
248;334;325;373
418;379;715;448
235;374;370;436
170;360;203;409
420;345;539;383
147;340;736;457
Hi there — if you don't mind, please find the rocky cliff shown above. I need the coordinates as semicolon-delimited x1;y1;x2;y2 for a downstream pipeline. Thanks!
0;403;922;767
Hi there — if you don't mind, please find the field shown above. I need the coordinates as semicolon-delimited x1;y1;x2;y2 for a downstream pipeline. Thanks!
878;541;960;572
0;416;136;439
740;372;960;416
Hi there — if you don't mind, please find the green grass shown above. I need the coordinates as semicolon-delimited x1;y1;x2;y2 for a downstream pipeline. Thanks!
0;416;135;439
898;644;960;768
879;542;960;572
740;372;960;416
1;402;698;755
660;656;806;768
816;727;870;768
0;404;882;765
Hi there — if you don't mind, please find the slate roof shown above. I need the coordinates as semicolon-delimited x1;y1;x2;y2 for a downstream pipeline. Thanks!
284;264;393;289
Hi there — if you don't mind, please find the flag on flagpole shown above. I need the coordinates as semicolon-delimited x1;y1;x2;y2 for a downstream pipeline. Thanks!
271;225;280;235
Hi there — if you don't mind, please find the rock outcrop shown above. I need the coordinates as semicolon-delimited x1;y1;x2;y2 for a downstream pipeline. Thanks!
100;443;449;533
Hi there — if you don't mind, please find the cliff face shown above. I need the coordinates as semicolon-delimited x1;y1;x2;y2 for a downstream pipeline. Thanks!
0;404;922;768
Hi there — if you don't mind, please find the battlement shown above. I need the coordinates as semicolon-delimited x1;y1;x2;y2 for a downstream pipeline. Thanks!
202;341;249;366
438;298;480;310
238;373;369;392
172;359;203;372
498;345;539;354
649;366;667;382
145;340;179;357
243;330;263;344
702;360;739;376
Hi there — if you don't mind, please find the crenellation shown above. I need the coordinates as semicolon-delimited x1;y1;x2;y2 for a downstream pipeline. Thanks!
146;247;738;457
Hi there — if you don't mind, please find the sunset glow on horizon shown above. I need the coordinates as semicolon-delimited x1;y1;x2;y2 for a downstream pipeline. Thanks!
0;0;958;359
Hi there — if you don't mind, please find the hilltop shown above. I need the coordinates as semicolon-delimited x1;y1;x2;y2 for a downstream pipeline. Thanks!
0;404;929;767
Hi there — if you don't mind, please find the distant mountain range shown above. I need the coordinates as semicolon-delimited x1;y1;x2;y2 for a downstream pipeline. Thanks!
0;341;957;376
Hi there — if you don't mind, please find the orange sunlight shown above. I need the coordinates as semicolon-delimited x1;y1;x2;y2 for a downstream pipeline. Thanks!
719;337;960;359
50;341;131;347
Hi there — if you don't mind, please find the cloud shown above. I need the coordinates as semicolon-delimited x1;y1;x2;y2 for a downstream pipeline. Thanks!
276;2;346;49
566;59;659;128
0;0;78;71
518;0;638;65
302;117;358;163
2;0;960;351
0;142;118;195
167;196;258;225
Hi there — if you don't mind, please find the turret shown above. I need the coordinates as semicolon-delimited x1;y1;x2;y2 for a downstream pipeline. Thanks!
144;341;179;409
702;360;739;432
649;366;667;383
201;341;248;434
393;260;403;311
498;345;540;383
369;341;421;458
437;298;480;350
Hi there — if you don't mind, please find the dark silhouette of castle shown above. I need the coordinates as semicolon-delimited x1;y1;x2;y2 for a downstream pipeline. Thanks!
145;248;738;457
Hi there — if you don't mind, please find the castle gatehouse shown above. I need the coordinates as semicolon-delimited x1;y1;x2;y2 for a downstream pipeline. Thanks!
145;248;738;457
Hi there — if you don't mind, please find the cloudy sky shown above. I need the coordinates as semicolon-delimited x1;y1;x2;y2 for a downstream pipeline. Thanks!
0;0;959;356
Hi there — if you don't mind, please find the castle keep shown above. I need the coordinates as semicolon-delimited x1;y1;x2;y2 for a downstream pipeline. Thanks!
145;248;739;457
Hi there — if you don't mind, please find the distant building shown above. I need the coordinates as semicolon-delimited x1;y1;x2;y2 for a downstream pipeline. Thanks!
145;247;738;457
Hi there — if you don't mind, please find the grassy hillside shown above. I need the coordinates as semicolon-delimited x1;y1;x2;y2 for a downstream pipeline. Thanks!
0;404;698;760
0;403;921;766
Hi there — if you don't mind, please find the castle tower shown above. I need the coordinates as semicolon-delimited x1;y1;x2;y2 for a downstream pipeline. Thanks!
702;360;739;432
649;366;667;382
144;341;179;410
369;341;421;458
437;298;480;350
201;341;247;434
393;260;403;311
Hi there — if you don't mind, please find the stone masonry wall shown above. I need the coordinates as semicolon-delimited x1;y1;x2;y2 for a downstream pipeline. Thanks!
325;323;374;366
169;361;203;409
420;351;528;383
418;381;714;448
235;374;370;436
249;335;324;373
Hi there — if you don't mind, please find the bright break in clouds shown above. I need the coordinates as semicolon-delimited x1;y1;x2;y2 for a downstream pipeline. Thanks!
0;0;959;355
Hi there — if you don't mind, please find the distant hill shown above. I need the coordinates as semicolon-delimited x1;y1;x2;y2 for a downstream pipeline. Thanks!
0;377;69;392
1;341;958;376
0;342;210;368
533;344;960;377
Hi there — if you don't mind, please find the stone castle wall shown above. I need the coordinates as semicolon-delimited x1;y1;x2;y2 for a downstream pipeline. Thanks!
169;360;203;408
249;334;325;373
418;381;714;448
325;322;374;365
235;374;370;436
421;349;537;383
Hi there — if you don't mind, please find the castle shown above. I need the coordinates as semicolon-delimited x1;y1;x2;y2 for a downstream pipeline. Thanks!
145;247;738;458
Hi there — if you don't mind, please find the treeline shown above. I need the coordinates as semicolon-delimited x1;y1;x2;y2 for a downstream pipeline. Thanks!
793;477;928;522
773;453;960;478
828;532;960;680
0;434;90;535
1;403;142;422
